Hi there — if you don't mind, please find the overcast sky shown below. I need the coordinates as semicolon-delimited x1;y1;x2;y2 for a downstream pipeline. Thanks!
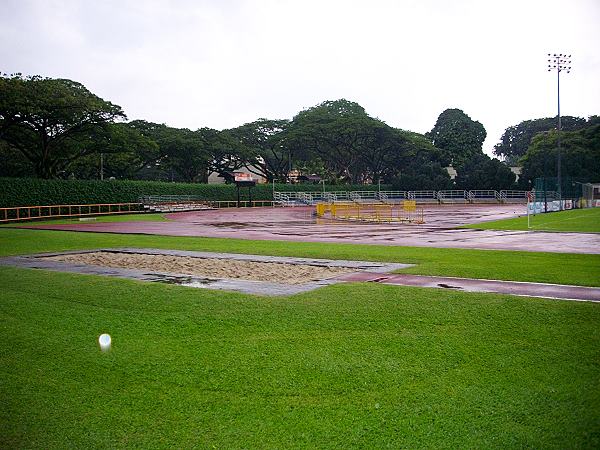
1;0;599;156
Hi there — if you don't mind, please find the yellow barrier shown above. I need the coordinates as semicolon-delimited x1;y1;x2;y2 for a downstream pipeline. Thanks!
403;200;417;212
315;202;424;224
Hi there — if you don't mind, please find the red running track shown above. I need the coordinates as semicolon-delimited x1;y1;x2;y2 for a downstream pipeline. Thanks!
334;272;600;302
18;205;600;254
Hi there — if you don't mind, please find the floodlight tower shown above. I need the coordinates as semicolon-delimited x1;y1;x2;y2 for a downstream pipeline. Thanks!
547;53;571;209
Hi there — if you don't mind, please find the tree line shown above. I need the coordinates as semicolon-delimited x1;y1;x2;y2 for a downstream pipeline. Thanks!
1;74;598;189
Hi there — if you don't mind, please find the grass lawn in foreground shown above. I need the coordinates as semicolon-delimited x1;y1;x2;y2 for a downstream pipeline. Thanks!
1;227;599;286
462;207;600;233
1;266;599;448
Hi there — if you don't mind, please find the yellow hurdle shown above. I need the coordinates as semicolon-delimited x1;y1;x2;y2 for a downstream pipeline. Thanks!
315;201;425;224
403;200;417;212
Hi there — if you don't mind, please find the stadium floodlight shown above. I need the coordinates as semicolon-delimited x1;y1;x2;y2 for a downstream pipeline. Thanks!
547;53;572;210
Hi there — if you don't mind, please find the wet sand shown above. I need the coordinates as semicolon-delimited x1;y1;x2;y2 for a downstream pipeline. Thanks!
42;251;355;284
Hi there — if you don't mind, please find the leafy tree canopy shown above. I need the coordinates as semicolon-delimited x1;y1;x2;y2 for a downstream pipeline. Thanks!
455;154;516;190
0;74;125;178
286;99;378;183
520;122;600;184
227;119;290;182
67;122;158;180
493;116;587;165
386;130;452;190
0;139;33;177
426;108;486;168
126;121;225;183
286;100;453;185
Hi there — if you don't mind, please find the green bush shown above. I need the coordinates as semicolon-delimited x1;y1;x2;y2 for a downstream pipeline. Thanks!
0;178;391;207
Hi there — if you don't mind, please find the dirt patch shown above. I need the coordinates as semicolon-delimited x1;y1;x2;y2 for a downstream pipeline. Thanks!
42;251;355;284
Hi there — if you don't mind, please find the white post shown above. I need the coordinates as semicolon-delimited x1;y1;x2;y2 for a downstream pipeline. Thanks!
527;191;532;229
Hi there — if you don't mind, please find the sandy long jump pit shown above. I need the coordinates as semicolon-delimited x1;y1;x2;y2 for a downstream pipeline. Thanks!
0;248;411;296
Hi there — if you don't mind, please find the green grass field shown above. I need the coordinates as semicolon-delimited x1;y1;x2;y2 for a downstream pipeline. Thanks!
1;227;600;448
462;207;600;233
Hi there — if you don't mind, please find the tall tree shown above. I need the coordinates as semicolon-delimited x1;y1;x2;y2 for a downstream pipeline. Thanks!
67;122;160;179
207;128;250;179
166;128;213;183
228;119;290;182
0;139;34;177
124;121;219;183
493;116;587;165
519;122;600;184
0;74;125;178
286;99;382;183
359;127;444;184
355;122;403;183
386;130;452;190
426;108;486;168
455;154;516;190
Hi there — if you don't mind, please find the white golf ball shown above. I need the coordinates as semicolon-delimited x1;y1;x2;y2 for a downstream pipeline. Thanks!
98;333;111;351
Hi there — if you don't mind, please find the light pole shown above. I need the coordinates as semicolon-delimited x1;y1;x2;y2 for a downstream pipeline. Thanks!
547;53;571;209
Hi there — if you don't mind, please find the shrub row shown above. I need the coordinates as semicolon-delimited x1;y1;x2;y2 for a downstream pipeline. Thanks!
0;178;391;208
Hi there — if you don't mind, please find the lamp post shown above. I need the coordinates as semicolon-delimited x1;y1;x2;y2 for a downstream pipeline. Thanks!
547;53;571;210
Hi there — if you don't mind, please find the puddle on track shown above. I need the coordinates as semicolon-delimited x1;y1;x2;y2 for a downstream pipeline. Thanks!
437;283;463;290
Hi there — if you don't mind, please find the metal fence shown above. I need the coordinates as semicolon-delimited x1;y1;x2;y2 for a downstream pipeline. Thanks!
437;190;468;203
275;190;530;205
468;190;500;202
0;202;144;223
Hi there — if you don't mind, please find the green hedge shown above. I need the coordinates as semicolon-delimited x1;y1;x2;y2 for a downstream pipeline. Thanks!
0;178;391;207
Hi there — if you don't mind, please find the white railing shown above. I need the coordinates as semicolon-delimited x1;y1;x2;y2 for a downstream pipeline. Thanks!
140;195;205;203
500;190;529;202
299;192;314;204
274;190;532;205
437;190;468;202
467;190;499;202
352;191;379;199
408;190;438;201
386;191;407;200
324;192;337;202
350;192;361;202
